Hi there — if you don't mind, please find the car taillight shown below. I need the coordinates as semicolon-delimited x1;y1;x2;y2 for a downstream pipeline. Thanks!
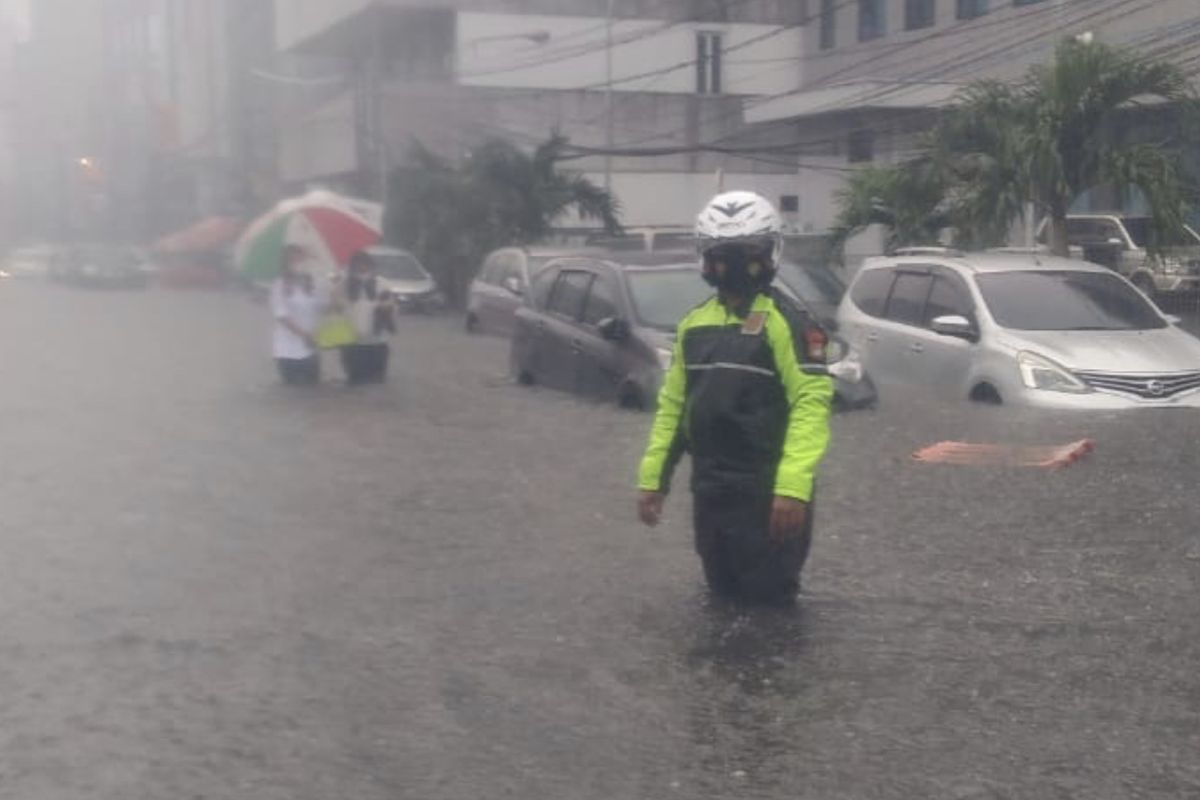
804;327;828;362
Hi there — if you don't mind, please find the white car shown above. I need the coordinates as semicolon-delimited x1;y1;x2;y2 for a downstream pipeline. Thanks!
3;245;58;279
360;246;441;312
837;248;1200;409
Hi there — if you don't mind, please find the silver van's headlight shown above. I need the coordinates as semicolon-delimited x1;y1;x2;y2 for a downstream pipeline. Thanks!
1017;351;1091;393
656;347;673;371
1161;257;1186;275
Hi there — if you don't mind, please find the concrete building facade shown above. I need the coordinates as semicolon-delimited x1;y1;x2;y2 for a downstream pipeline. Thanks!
273;0;811;227
746;0;1200;247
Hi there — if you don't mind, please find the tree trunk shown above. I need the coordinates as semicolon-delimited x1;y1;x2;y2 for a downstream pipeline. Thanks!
1048;213;1070;258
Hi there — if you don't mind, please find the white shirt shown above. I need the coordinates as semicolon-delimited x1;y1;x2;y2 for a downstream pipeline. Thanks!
270;279;323;359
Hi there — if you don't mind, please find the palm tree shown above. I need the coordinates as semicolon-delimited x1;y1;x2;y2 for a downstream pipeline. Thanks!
386;134;621;307
934;38;1197;256
829;157;952;255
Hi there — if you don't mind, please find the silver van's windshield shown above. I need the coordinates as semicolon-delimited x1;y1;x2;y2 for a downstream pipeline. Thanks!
976;270;1167;331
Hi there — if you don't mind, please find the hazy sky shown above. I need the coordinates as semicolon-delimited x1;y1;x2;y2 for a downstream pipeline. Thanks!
1;0;28;41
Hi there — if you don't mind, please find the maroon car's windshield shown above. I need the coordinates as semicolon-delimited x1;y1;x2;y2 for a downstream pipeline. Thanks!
625;268;712;331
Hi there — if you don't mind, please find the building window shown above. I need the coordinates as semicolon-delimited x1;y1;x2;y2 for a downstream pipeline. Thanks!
819;0;836;50
780;195;800;213
848;129;875;163
858;0;886;42
956;0;989;18
904;0;936;30
696;31;722;95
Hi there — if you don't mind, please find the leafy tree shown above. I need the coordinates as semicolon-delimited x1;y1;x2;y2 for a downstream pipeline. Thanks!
385;134;621;307
935;39;1197;255
831;40;1198;257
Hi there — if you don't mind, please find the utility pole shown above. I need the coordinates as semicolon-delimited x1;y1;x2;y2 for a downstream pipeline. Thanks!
1029;0;1072;248
372;15;389;207
604;0;615;193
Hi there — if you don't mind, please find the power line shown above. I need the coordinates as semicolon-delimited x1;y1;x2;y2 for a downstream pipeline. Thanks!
607;0;1080;151
455;0;775;82
574;21;801;92
685;0;1158;153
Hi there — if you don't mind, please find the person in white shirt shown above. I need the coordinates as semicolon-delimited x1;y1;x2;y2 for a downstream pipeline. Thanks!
270;246;325;385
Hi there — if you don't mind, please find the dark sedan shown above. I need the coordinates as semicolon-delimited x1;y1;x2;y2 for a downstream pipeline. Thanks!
773;259;877;410
511;254;711;408
511;253;870;410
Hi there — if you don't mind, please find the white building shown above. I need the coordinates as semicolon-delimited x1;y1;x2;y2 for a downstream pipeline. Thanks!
746;0;1200;253
273;0;810;227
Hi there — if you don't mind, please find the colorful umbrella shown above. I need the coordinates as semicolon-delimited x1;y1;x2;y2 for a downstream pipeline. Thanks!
235;190;383;280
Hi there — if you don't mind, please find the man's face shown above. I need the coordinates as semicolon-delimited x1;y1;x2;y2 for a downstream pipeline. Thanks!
701;242;773;292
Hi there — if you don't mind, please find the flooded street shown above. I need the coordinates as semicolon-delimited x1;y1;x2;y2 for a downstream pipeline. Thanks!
1;282;1198;799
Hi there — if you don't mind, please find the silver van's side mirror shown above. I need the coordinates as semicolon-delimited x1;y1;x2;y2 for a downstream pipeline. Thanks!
930;314;977;340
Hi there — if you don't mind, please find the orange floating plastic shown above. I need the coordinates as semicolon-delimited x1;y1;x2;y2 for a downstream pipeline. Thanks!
912;439;1095;469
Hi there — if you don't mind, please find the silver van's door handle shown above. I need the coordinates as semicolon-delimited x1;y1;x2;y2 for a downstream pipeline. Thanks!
910;343;925;353
866;332;880;342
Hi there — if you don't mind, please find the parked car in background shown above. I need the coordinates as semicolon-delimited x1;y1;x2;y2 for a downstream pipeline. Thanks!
1037;213;1200;298
773;259;876;409
511;254;712;408
642;250;875;409
467;246;598;336
362;246;441;312
585;227;695;253
511;253;870;410
53;245;149;289
3;244;59;279
838;248;1200;409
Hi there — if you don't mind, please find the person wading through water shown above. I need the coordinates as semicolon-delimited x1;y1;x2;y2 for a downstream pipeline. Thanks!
636;191;833;605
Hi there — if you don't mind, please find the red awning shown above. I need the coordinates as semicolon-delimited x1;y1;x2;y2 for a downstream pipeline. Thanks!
153;216;243;255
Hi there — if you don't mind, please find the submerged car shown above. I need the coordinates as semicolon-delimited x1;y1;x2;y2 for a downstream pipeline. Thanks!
838;248;1200;409
3;245;59;279
56;245;149;289
361;246;441;312
466;246;598;336
773;258;876;409
511;252;867;410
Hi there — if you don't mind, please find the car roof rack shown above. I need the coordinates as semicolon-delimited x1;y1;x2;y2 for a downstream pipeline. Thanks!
890;246;964;258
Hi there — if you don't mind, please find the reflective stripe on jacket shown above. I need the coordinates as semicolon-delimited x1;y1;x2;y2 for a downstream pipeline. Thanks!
637;291;833;502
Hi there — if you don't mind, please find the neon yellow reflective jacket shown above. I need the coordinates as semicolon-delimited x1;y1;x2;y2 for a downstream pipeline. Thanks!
637;291;833;502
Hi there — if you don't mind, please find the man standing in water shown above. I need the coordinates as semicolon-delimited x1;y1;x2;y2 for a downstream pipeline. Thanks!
636;191;833;605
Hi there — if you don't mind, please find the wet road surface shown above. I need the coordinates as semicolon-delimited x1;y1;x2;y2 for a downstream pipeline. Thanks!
1;281;1198;799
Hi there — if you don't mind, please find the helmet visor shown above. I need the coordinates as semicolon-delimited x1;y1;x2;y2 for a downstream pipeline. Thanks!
698;236;777;262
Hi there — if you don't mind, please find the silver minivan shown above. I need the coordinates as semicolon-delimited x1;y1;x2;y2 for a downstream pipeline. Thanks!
838;249;1200;409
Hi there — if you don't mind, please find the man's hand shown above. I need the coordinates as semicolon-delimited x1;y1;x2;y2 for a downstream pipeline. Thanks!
770;496;808;542
638;491;666;527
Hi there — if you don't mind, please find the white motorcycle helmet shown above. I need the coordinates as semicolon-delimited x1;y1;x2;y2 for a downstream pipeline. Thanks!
694;190;784;290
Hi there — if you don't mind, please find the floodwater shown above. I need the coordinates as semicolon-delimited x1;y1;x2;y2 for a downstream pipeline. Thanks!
1;281;1197;799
